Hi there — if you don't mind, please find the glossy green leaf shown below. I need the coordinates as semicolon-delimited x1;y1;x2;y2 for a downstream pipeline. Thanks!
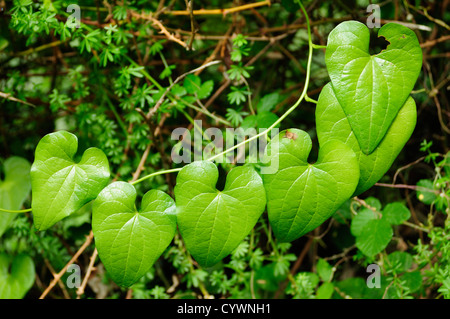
316;83;417;196
0;253;35;299
325;21;422;154
175;161;266;267
31;131;110;231
263;129;359;242
0;157;31;237
92;182;177;287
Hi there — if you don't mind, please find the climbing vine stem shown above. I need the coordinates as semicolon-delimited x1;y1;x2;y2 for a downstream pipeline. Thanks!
131;0;316;185
0;208;32;214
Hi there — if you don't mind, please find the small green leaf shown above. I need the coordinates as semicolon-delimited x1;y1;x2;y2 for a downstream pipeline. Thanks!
240;115;258;129
325;21;422;154
256;112;279;129
92;182;177;287
350;208;377;237
316;83;417;195
317;258;333;282
263;129;359;242
365;197;382;211
257;93;280;113
402;271;422;293
416;179;436;205
316;282;334;299
0;253;35;299
335;277;383;299
386;251;413;272
183;74;201;94
0;157;31;237
198;80;214;99
175;161;266;267
31;131;110;230
254;263;286;292
355;218;392;257
382;202;410;225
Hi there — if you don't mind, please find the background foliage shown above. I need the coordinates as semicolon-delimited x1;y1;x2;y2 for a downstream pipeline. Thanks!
0;0;449;299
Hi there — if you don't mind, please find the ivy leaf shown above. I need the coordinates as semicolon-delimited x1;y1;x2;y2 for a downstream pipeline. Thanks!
325;21;422;154
316;83;417;196
31;131;110;231
0;157;31;237
0;253;35;299
355;218;393;257
92;182;177;287
263;129;359;242
174;161;266;267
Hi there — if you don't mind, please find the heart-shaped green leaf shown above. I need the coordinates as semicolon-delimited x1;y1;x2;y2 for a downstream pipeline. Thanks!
92;182;176;287
325;21;422;154
0;253;35;299
31;131;110;231
316;83;416;196
175;161;266;267
263;129;359;242
0;157;31;237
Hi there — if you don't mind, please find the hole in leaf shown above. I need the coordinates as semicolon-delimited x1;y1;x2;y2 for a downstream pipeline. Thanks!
307;144;319;164
370;34;390;55
216;165;227;191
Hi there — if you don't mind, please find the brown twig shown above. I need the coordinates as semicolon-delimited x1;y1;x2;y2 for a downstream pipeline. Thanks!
420;35;450;48
185;0;197;51
76;248;98;299
130;11;188;49
40;231;94;299
0;91;36;107
146;60;221;120
43;259;71;299
131;143;152;182
163;0;271;16
392;156;426;184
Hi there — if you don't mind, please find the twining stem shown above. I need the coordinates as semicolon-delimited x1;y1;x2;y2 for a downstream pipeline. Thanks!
0;208;32;213
131;0;315;185
206;0;314;163
130;168;182;186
